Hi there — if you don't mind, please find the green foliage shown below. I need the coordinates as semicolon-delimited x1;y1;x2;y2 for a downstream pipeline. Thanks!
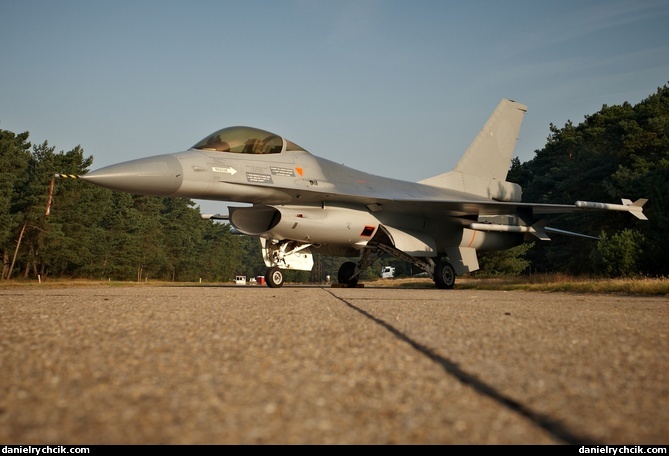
0;130;31;272
512;83;669;277
0;130;247;282
477;242;534;276
591;229;644;277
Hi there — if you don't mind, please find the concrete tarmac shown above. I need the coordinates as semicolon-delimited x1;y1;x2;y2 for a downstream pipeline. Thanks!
1;284;667;445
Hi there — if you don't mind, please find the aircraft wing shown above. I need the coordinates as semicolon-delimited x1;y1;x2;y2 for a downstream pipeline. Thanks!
221;179;648;220
387;197;648;219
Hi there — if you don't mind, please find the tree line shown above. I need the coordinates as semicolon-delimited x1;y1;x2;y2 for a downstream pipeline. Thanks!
1;84;667;282
0;132;351;283
507;84;668;277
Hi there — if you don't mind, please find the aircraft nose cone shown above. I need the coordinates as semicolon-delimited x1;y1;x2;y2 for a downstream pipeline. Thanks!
81;154;184;196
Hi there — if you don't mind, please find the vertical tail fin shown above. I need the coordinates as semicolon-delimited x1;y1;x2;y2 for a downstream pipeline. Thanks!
420;99;527;201
453;99;527;180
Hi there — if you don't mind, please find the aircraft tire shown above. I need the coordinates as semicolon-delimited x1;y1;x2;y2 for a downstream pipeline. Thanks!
337;261;358;287
266;267;285;288
434;260;456;289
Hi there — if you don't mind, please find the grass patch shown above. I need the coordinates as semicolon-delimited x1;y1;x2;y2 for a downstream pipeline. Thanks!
368;274;669;295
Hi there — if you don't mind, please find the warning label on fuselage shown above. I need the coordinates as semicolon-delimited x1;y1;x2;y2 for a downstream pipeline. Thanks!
246;172;273;184
270;167;295;177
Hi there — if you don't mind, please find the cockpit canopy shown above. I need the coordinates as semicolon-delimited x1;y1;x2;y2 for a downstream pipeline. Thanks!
192;126;307;155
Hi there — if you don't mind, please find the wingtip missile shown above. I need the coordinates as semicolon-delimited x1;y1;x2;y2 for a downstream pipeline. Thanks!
575;198;648;220
622;198;649;220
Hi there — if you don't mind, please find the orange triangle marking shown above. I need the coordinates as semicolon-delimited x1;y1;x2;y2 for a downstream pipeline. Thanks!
295;167;303;176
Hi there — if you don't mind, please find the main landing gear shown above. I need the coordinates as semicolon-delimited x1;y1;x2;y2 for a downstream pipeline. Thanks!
433;259;456;289
337;261;359;288
336;244;458;289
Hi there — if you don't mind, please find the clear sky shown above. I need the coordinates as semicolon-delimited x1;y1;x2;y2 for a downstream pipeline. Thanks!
2;0;668;214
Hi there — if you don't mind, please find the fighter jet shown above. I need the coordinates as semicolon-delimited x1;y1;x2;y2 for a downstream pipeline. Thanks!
74;99;647;288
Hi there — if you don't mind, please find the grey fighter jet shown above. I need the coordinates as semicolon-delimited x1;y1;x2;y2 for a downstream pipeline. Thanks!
74;99;647;288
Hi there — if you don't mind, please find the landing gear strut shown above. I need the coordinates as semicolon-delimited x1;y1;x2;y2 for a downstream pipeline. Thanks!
363;241;458;289
332;239;459;289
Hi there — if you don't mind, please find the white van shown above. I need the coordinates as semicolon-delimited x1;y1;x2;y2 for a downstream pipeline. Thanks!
381;266;395;279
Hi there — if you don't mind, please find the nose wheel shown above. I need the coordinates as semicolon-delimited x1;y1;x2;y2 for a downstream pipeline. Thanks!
266;267;285;288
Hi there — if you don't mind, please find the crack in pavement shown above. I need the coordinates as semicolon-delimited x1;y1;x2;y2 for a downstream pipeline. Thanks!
323;287;601;445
